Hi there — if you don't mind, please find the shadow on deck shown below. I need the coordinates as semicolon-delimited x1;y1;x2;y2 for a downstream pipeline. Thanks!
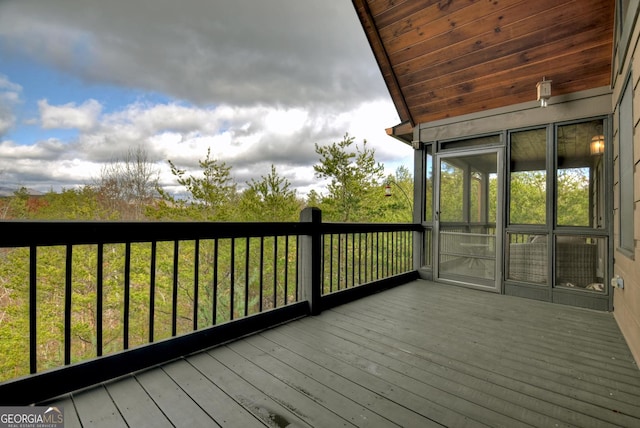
46;280;640;427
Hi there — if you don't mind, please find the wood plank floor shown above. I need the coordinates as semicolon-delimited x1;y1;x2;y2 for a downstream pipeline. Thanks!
45;280;640;427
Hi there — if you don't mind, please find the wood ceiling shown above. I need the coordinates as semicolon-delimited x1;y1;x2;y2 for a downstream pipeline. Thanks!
352;0;615;137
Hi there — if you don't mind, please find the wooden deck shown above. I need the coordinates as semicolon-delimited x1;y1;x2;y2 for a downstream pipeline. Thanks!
45;280;640;427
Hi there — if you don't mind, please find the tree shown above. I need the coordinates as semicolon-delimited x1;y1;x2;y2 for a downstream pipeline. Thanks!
509;170;547;225
313;133;384;222
239;165;302;221
1;187;31;219
305;189;321;209
153;148;237;220
557;168;590;226
34;187;113;220
95;145;159;220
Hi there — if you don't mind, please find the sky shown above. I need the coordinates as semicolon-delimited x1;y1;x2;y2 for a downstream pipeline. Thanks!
0;0;412;198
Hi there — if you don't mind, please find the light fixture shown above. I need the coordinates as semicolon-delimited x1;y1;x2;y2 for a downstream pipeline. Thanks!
411;140;422;150
536;77;552;107
384;184;392;197
590;135;605;155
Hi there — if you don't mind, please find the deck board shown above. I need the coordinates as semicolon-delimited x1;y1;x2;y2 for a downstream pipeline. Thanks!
71;385;128;428
324;293;639;427
188;351;311;427
297;314;577;427
226;339;399;427
161;359;266;427
323;306;640;424
50;396;82;428
245;334;436;427
277;320;532;427
44;280;640;428
106;376;173;428
210;346;356;427
134;367;219;427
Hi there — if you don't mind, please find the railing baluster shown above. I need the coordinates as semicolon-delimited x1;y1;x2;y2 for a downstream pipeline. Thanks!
398;232;401;272
400;231;403;272
405;231;409;271
194;239;200;331
172;240;179;336
390;232;394;274
391;231;396;274
400;232;403;272
329;234;334;293
213;239;218;325
97;243;104;356
344;234;348;289
400;231;403;273
351;233;355;288
64;245;72;365
295;236;299;302
322;235;326;294
244;237;250;317
389;232;392;275
149;241;156;343
273;236;278;308
390;232;398;275
338;234;342;290
362;233;368;283
124;242;131;349
380;232;385;278
376;232;380;280
397;232;406;272
230;238;235;320
384;232;388;277
259;236;264;312
369;233;373;282
391;232;394;274
29;245;37;374
378;232;387;279
284;235;289;305
346;234;350;288
357;233;361;286
367;233;371;283
400;231;404;272
380;232;384;278
387;232;391;276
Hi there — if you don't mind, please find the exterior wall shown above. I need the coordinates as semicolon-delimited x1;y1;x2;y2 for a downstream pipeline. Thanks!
612;10;640;367
418;87;612;142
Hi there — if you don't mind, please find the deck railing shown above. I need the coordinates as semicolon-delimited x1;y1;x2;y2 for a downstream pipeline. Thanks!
0;207;421;404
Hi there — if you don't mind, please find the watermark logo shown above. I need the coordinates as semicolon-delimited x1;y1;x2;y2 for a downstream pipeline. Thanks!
0;406;64;428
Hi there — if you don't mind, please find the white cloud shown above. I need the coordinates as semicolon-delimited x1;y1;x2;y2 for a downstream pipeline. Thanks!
0;0;386;108
0;116;13;137
264;108;308;136
0;75;22;94
0;139;67;160
0;1;414;197
2;97;409;195
39;99;102;130
0;74;22;137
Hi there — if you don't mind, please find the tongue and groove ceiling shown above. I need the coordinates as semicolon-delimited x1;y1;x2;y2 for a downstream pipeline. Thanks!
352;0;615;140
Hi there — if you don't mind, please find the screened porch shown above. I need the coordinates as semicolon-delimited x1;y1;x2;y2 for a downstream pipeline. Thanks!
420;117;610;310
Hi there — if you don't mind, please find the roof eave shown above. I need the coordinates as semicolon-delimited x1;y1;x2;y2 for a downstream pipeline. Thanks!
352;0;414;127
385;121;414;145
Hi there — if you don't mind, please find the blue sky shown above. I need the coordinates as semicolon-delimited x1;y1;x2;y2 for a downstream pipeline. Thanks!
2;54;176;145
0;0;412;196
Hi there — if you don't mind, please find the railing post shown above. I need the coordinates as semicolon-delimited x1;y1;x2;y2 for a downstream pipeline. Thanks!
412;135;425;271
299;207;322;315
